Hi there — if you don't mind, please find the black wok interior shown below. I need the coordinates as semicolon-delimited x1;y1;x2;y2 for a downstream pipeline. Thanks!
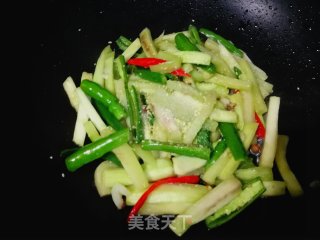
9;0;319;239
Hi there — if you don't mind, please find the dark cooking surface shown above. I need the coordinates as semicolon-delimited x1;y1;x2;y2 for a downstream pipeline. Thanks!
8;0;320;239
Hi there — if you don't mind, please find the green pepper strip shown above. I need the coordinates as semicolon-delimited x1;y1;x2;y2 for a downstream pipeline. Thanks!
93;99;125;131
175;32;216;73
129;85;144;143
116;36;132;51
135;68;167;85
188;25;202;45
175;32;199;51
141;140;211;160
61;147;122;167
206;138;227;168
65;128;129;172
199;28;244;57
80;80;126;120
218;122;247;161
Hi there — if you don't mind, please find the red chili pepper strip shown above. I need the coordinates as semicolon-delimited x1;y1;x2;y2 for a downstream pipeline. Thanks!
171;68;191;77
127;175;200;222
255;112;266;139
127;58;166;68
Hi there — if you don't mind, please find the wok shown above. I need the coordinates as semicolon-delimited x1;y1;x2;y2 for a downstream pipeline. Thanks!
12;0;319;239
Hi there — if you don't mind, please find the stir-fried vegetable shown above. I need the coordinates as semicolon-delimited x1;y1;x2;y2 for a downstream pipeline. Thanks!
128;58;166;68
199;28;244;57
93;100;125;131
81;80;126;120
62;25;302;237
218;122;248;162
188;24;202;45
206;138;227;168
175;32;199;51
65;128;129;172
134;68;167;85
275;135;303;197
128;175;200;221
116;35;132;51
254;112;266;139
141;140;211;160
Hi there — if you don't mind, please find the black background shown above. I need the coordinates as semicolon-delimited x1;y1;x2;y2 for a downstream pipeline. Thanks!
4;0;320;239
